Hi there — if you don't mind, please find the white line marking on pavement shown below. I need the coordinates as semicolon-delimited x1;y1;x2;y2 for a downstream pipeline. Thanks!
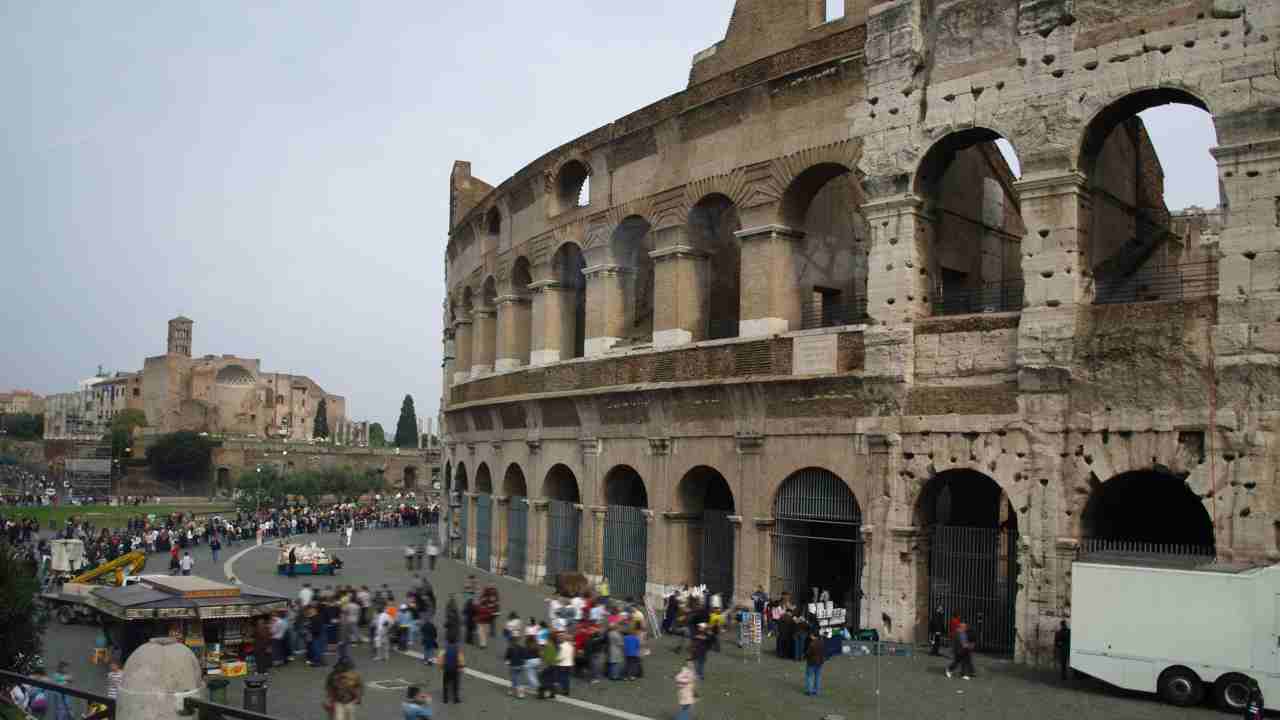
399;649;656;720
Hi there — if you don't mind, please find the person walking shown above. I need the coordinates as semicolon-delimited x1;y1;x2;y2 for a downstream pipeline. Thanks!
374;606;392;662
210;534;221;564
929;606;946;656
690;624;709;681
254;617;274;673
607;623;625;680
946;622;976;680
556;631;575;696
404;545;416;572
427;538;439;571
804;631;826;696
345;525;353;548
505;633;527;698
438;640;464;704
324;658;363;720
180;550;194;576
1054;620;1071;681
674;660;697;720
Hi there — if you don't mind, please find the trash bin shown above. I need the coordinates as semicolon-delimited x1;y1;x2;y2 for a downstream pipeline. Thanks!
206;677;229;705
243;674;268;713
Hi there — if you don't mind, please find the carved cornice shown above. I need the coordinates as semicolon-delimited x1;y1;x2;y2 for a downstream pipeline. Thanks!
647;437;671;455
734;224;806;241
649;245;710;262
582;263;636;278
525;438;542;453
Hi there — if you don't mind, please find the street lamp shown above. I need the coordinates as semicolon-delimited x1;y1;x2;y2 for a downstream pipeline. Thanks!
255;465;262;512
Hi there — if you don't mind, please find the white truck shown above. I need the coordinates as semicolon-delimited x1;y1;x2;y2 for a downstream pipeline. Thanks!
1071;559;1279;712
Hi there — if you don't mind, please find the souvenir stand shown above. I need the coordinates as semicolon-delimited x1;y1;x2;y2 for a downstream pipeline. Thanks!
89;575;287;676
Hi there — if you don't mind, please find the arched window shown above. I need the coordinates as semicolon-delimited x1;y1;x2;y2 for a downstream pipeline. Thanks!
609;216;655;347
781;163;869;328
688;194;742;340
553;243;587;359
555;160;592;214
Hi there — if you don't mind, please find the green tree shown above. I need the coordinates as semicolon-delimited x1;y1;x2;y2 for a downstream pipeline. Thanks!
104;409;147;459
313;398;329;439
0;543;47;674
146;431;214;481
394;394;418;448
0;413;44;440
368;423;386;447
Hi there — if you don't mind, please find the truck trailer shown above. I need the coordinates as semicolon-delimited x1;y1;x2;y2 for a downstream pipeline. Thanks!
1070;559;1279;712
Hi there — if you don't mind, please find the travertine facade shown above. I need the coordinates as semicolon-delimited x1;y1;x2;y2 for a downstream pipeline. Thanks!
439;0;1280;664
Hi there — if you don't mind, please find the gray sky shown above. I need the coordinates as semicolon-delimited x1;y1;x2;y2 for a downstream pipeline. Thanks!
0;1;1217;429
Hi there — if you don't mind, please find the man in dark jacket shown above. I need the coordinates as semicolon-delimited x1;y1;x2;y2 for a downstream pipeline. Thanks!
804;631;826;696
946;622;975;679
1053;620;1071;681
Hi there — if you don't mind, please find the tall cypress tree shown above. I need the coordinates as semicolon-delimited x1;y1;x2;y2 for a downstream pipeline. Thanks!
394;394;418;448
313;398;329;439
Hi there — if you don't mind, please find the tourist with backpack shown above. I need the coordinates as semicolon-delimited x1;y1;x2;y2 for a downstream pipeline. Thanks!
437;641;464;704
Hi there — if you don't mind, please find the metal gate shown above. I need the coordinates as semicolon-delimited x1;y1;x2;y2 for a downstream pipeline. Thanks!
545;499;580;585
927;525;1018;655
475;494;493;572
603;505;648;600
506;497;528;579
770;468;864;628
453;491;467;561
699;510;735;605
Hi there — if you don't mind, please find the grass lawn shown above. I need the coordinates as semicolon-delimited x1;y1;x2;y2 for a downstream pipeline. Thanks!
0;503;235;528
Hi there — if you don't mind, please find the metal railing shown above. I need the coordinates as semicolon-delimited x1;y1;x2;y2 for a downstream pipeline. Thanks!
1078;537;1216;559
1093;261;1218;306
182;697;285;720
0;669;115;720
800;298;869;330
932;281;1025;316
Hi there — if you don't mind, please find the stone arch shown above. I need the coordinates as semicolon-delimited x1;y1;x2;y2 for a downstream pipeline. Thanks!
215;467;231;495
913;128;1026;316
503;256;535;369
543;463;581;503
503;462;528;498
453;462;469;493
915;468;1016;531
403;465;418;490
475;462;494;494
1081;469;1215;550
688;193;742;340
444;461;452;491
604;464;648;508
780;162;871;328
607;215;655;346
486;206;502;239
771;467;863;617
461;285;474;313
675;465;735;514
674;465;737;598
552;241;587;359
554;158;592;213
1075;88;1220;291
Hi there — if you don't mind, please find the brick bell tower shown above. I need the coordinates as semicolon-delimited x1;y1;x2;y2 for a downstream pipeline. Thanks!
167;316;193;357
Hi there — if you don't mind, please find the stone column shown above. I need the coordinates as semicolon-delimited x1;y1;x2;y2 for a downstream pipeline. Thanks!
470;306;496;378
753;518;774;593
729;514;745;606
531;499;549;584
641;508;657;603
464;492;477;567
583;264;634;356
650;233;710;348
452;320;473;385
529;281;575;365
863;196;933;325
495;294;532;372
494;495;509;575
587;505;607;583
735;224;806;336
442;327;456;392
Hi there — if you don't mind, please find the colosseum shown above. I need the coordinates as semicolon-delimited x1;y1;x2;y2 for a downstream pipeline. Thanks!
439;0;1280;663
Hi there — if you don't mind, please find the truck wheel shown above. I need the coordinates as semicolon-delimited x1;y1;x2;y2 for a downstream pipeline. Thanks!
1158;667;1204;707
1214;674;1252;712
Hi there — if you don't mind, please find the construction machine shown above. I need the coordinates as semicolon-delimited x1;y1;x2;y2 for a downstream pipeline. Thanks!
41;551;148;624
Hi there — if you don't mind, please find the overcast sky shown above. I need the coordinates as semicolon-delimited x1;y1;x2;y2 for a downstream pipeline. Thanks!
0;1;1217;429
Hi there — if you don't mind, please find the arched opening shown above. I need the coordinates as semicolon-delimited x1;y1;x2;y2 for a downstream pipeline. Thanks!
504;463;529;579
452;462;469;560
553;243;587;359
603;465;649;600
675;466;736;601
486;206;502;249
476;276;498;376
216;467;231;496
916;469;1018;654
1080;90;1220;305
915;128;1026;316
1082;469;1214;553
511;256;534;367
688;194;742;340
771;468;863;638
556;160;592;213
781;163;871;328
543;464;582;584
474;462;494;571
403;466;418;491
609;216;655;347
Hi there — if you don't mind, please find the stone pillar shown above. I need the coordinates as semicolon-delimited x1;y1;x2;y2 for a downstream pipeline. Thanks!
735;224;806;336
452;320;473;385
641;508;657;603
1213;138;1280;346
729;514;745;606
464;492;477;567
442;328;456;393
531;499;549;584
753;518;774;593
494;495;509;575
495;295;532;372
118;637;203;720
529;281;575;365
587;505;607;582
470;306;496;378
651;235;710;348
863;196;933;325
583;264;634;356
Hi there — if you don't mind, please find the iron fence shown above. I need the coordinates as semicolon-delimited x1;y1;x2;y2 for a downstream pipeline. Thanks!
506;497;528;580
603;504;648;600
927;525;1018;655
475;494;492;572
932;281;1025;316
181;697;285;720
0;670;114;720
545;499;580;585
1078;537;1215;559
699;510;736;606
800;297;869;330
1094;261;1218;305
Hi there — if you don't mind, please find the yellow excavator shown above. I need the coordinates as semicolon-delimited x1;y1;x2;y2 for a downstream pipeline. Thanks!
69;550;148;586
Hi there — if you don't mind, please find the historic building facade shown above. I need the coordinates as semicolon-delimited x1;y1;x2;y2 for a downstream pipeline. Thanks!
439;0;1280;664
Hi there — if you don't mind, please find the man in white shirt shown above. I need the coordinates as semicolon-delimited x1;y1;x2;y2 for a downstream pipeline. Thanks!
299;583;314;608
547;597;562;625
180;552;194;576
373;607;392;661
570;595;585;622
345;525;353;547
